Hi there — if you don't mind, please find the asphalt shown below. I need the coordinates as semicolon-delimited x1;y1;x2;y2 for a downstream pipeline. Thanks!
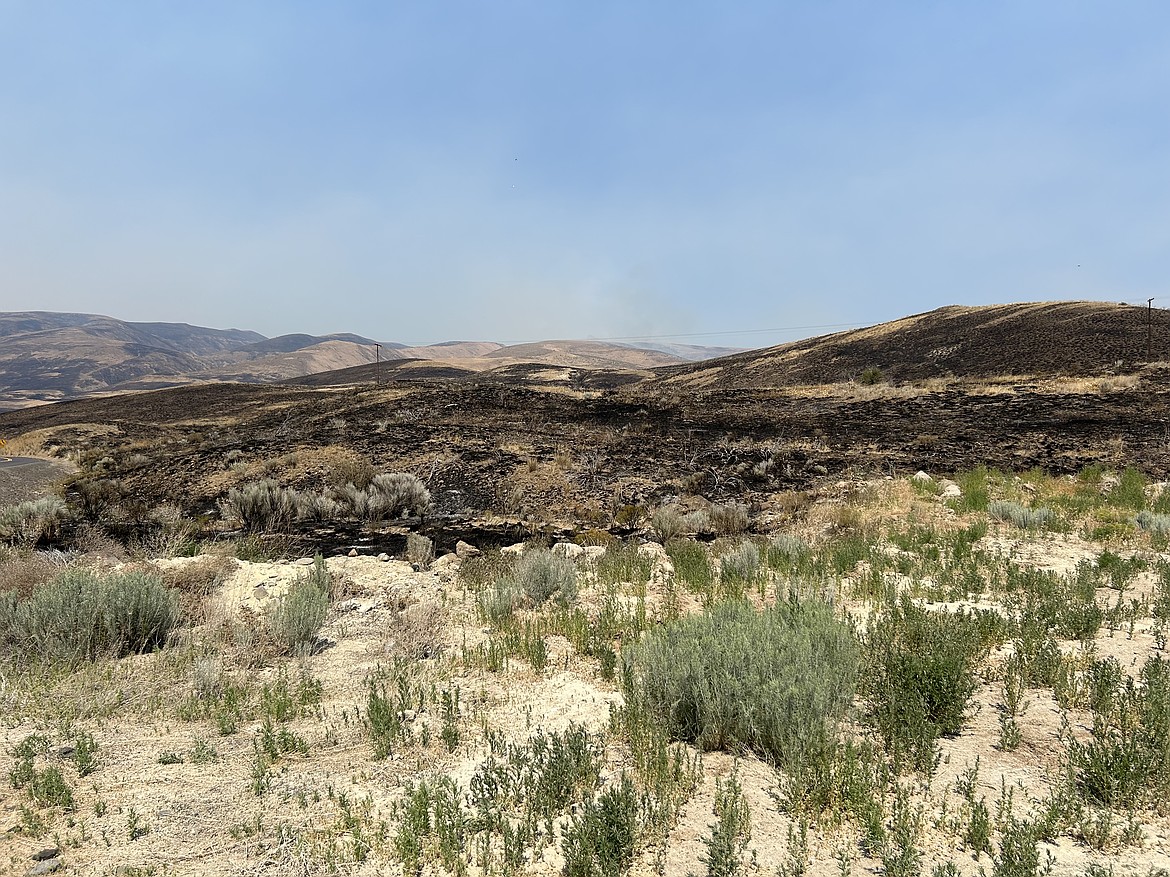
0;456;47;469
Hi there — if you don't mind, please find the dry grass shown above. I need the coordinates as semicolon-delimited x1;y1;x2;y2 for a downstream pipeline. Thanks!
382;600;447;660
0;549;69;599
158;555;238;622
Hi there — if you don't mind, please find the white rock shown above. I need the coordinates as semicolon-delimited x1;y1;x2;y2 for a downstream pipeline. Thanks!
377;553;391;562
912;471;932;482
637;542;669;562
582;545;607;561
456;540;482;559
500;543;527;556
552;542;584;560
294;557;315;566
432;553;460;571
348;548;359;557
940;482;962;498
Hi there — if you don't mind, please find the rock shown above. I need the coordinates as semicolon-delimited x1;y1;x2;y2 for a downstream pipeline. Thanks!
54;746;74;758
28;859;61;875
348;548;359;558
377;553;390;562
455;540;482;559
582;545;607;561
940;481;962;498
432;553;460;571
637;542;669;562
552;542;584;560
500;543;526;557
31;849;60;862
252;586;268;601
294;557;315;566
912;471;932;482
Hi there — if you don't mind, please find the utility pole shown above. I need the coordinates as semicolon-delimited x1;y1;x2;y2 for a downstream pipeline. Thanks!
1148;299;1155;362
375;343;381;364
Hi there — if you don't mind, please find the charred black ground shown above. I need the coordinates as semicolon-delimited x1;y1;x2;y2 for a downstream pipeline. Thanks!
2;301;1166;550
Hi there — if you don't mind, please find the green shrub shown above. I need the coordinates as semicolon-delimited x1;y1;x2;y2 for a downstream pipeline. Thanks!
993;818;1051;877
2;568;178;664
28;765;73;809
951;468;992;513
366;679;403;759
1008;563;1103;643
861;598;991;773
1108;468;1148;511
623;598;858;780
561;775;638;877
1068;656;1170;808
699;768;752;877
859;367;884;385
596;543;653;587
268;557;329;655
666;539;713;594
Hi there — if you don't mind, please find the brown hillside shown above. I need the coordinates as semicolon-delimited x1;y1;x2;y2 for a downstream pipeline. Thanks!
484;339;684;369
656;301;1170;389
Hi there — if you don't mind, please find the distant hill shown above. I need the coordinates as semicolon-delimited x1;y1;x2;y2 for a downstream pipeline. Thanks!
0;312;389;407
0;311;729;408
0;312;264;407
613;340;744;361
655;301;1170;390
483;340;682;370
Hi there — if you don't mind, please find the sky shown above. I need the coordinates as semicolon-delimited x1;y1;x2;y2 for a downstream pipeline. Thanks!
1;2;1168;347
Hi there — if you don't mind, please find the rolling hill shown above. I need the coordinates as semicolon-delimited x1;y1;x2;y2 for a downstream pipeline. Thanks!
0;311;732;409
655;301;1170;389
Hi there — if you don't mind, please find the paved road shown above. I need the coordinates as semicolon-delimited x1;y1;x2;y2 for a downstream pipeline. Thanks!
0;456;73;505
0;456;50;469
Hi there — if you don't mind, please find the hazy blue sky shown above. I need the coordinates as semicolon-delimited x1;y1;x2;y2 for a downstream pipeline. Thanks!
1;2;1168;346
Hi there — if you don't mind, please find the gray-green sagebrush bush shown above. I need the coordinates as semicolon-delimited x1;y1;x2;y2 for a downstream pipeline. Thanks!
478;548;578;622
221;479;332;533
0;496;68;546
334;472;432;522
0;568;178;664
622;597;858;783
268;555;330;655
989;500;1055;530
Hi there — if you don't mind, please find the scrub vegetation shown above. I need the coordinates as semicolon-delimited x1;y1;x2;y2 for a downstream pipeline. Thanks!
5;461;1170;876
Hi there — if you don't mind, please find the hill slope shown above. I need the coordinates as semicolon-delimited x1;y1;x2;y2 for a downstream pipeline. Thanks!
656;301;1169;389
0;312;715;408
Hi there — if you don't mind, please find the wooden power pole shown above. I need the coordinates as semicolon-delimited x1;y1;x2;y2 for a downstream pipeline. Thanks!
1148;299;1155;362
